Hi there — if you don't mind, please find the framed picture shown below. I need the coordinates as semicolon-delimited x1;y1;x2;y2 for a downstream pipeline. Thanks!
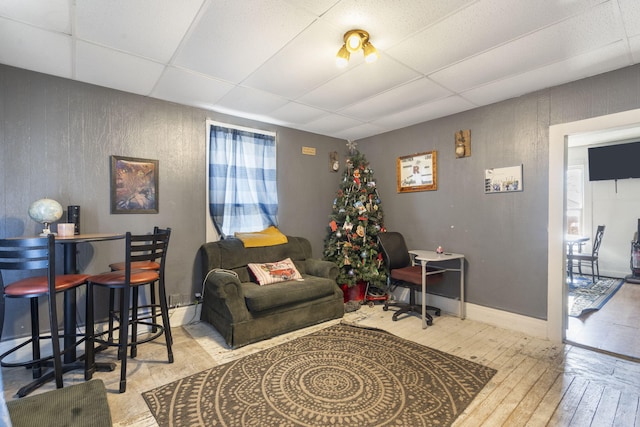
397;151;437;193
484;164;523;193
110;155;159;214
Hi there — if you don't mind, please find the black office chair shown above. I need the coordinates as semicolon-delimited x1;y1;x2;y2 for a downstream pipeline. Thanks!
85;228;173;393
377;232;444;325
568;225;605;282
0;235;89;397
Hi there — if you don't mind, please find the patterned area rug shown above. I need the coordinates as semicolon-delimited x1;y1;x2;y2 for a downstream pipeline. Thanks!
142;324;496;427
568;276;624;317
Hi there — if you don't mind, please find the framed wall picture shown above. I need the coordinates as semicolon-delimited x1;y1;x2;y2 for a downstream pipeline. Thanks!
396;151;437;193
484;164;523;193
110;155;159;214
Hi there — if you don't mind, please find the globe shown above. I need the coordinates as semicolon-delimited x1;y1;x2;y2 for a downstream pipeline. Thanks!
28;198;63;235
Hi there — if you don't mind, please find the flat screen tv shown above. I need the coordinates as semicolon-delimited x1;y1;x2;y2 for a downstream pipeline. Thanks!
588;141;640;181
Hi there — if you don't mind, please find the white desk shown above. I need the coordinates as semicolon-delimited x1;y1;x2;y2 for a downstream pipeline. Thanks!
410;250;465;329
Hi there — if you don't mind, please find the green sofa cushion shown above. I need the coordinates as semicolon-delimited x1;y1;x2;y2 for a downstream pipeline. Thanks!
242;275;338;312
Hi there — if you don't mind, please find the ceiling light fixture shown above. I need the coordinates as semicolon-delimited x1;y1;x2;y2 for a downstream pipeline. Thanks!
336;29;378;68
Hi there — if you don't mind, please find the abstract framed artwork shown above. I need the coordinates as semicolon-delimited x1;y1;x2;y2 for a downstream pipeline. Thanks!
110;155;159;214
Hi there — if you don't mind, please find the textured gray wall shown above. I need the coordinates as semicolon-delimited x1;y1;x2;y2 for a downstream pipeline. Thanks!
0;64;344;339
2;61;639;338
360;64;640;320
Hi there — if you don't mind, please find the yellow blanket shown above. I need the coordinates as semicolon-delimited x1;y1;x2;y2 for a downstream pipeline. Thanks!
234;226;288;248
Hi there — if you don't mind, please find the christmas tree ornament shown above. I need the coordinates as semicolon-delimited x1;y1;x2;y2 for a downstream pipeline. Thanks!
346;139;358;154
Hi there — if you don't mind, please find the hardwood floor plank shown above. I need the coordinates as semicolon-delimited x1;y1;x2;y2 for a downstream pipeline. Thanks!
481;359;554;426
547;376;589;426
526;373;576;426
611;392;639;427
569;381;605;426
455;354;537;426
504;366;563;426
591;385;622;427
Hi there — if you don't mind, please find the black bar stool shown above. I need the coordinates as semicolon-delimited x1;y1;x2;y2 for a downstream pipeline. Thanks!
85;228;172;393
0;235;89;397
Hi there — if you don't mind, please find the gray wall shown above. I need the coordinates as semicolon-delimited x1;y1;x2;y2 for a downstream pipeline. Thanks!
2;61;640;338
0;64;343;340
360;64;640;320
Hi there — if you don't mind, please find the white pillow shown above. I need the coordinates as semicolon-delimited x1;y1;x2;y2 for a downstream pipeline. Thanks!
248;258;303;285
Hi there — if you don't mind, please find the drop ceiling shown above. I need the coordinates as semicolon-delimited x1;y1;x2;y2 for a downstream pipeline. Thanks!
1;0;639;141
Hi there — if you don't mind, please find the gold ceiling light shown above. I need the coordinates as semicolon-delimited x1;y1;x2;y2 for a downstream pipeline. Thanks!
335;29;379;68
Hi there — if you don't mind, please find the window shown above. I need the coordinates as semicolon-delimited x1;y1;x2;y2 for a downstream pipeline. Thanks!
566;165;584;235
206;121;277;238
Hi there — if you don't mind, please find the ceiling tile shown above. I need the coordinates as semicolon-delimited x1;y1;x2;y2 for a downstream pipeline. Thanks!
430;2;622;92
339;78;452;120
151;66;234;109
282;0;338;17
630;35;640;63
386;0;606;74
174;0;317;83
0;18;72;78
619;0;640;36
376;96;477;129
268;102;329;126
0;0;70;33
334;122;388;141
75;0;204;63
216;86;289;117
462;42;632;106
75;41;166;95
297;56;420;111
321;0;474;49
242;20;345;99
303;113;365;136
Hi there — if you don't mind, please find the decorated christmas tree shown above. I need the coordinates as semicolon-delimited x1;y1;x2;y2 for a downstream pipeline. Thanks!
323;141;387;289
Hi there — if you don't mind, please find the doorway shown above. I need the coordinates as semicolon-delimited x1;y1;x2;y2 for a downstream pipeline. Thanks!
547;108;640;359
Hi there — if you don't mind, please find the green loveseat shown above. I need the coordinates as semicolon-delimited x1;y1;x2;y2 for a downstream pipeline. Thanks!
199;236;344;348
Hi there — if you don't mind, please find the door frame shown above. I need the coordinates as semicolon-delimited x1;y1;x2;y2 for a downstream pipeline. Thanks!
547;108;640;342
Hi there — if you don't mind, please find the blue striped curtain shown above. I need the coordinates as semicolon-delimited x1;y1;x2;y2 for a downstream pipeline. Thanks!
208;125;278;237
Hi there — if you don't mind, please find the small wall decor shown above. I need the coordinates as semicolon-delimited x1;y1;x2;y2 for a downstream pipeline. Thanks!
397;151;437;193
329;151;339;172
455;129;471;158
110;155;159;214
484;164;523;193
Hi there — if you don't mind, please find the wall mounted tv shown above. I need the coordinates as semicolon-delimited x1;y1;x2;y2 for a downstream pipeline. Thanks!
588;141;640;181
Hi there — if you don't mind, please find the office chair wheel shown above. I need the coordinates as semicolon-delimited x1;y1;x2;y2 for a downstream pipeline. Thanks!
383;306;389;311
435;309;441;316
427;319;433;326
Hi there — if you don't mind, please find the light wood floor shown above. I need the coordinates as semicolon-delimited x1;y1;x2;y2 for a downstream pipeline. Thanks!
3;304;640;426
567;281;640;360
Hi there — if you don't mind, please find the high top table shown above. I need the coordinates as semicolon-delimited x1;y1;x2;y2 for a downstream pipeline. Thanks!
409;250;465;329
55;233;125;362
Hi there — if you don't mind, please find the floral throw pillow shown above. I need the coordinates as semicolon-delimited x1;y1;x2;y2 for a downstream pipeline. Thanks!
248;258;303;285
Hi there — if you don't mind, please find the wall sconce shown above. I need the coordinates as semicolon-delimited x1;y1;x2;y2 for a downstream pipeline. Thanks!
455;129;471;158
336;29;379;68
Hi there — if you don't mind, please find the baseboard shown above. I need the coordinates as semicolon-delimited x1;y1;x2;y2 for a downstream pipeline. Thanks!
169;303;202;327
394;289;549;340
0;304;203;357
